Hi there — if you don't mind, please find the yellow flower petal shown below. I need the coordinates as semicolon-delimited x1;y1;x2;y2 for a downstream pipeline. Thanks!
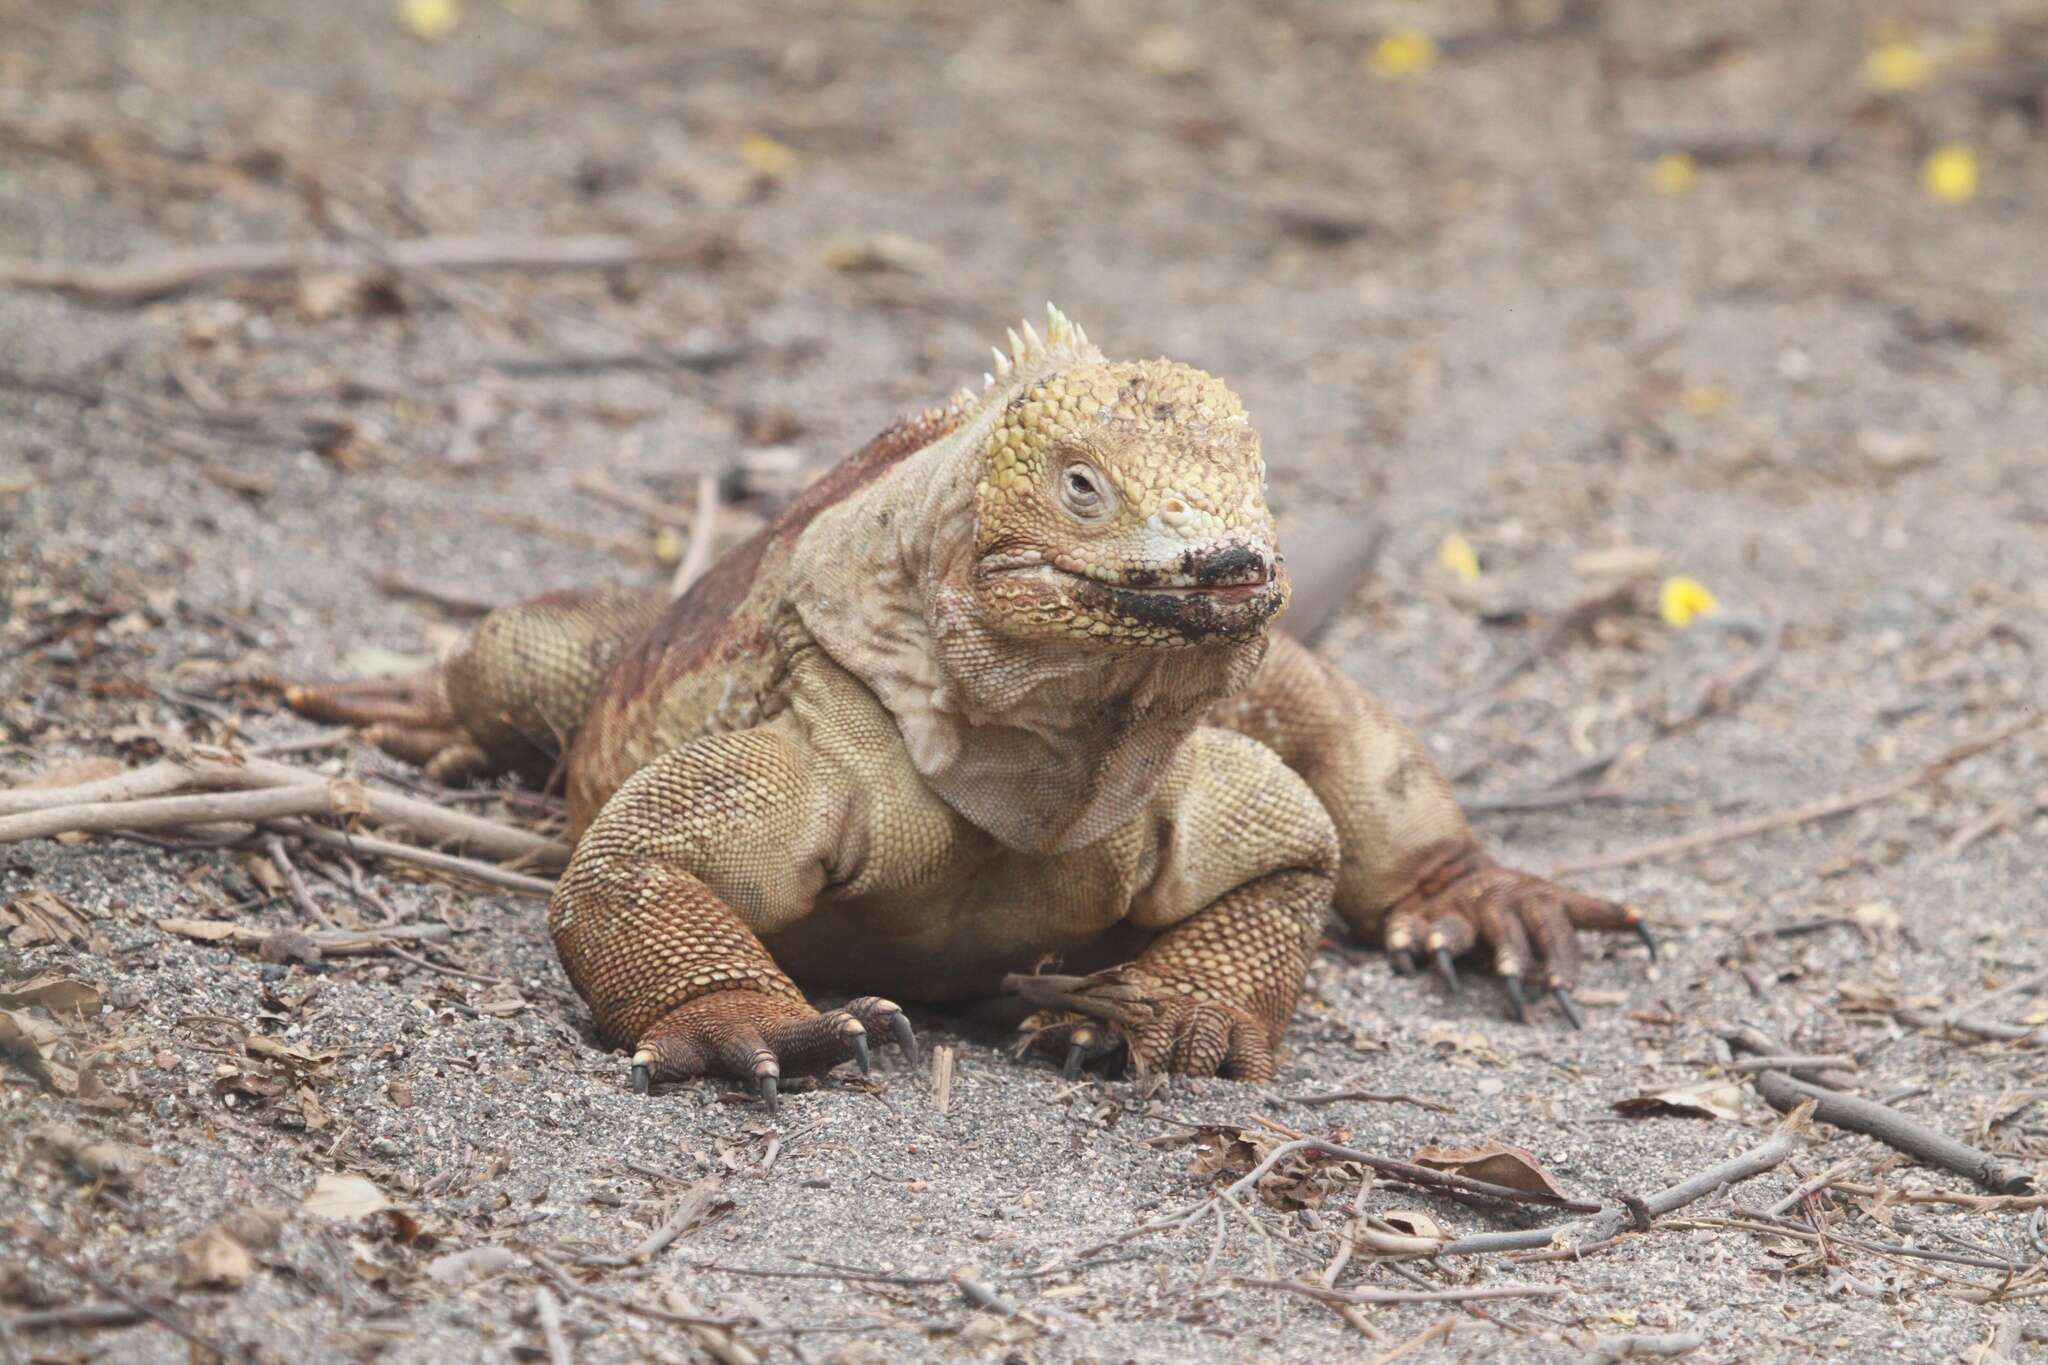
652;527;682;564
1864;38;1928;91
1365;29;1436;79
2023;1011;2047;1026
398;0;462;40
739;132;799;179
1436;532;1481;584
1659;576;1721;629
1609;1310;1638;1328
1679;386;1726;417
1649;152;1697;197
1922;144;1979;204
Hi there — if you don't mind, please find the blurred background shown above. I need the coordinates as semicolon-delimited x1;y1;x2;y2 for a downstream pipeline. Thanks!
5;0;2043;812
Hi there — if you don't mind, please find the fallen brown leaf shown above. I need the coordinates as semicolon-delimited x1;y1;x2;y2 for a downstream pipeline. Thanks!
0;973;102;1016
176;1226;254;1289
302;1173;420;1242
2;889;93;949
425;1245;516;1285
1613;1079;1747;1122
1409;1140;1569;1199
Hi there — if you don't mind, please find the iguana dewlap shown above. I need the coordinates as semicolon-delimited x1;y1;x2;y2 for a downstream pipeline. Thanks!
285;307;1649;1105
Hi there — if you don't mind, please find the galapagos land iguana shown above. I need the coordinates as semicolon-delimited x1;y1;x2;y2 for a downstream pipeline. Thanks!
283;306;1651;1110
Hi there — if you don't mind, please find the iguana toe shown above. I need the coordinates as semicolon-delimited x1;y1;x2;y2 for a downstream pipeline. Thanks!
631;989;914;1112
1385;848;1654;1028
1010;971;1275;1081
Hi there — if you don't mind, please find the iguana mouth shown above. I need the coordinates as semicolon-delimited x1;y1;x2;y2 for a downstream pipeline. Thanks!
979;544;1278;594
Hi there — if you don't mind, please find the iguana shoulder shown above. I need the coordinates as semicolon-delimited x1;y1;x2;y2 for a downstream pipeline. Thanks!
563;402;970;831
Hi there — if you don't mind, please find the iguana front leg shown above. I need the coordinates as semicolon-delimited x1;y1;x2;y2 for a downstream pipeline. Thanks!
550;715;917;1111
1209;633;1652;1025
1011;729;1340;1081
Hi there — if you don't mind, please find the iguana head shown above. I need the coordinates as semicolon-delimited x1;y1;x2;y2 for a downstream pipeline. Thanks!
966;312;1288;649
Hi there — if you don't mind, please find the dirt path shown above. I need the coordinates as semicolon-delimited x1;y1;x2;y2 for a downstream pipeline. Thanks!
3;2;2043;1360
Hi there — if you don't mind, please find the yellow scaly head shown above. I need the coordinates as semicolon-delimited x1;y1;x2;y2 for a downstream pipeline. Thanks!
967;310;1288;649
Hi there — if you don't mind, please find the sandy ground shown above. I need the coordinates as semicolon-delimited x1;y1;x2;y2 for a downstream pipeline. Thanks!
2;1;2045;1361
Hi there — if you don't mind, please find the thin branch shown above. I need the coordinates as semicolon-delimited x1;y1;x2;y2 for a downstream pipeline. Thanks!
265;818;557;896
534;1287;572;1365
1765;1157;1862;1218
0;759;194;814
1895;1008;2046;1049
1751;1070;2034;1195
1233;1277;1564;1307
1283;1090;1455;1114
1827;1182;2048;1213
0;750;568;866
158;918;453;956
671;472;722;599
263;832;336;928
1204;1137;1603;1218
0;233;712;304
0;785;349;842
1431;1120;1805;1258
1551;714;2042;878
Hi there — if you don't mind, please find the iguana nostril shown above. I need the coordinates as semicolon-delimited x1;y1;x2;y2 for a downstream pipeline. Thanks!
1158;495;1194;528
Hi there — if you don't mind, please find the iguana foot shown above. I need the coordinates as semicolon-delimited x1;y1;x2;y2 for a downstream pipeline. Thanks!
1008;969;1277;1081
630;991;917;1116
1383;845;1655;1028
265;670;494;783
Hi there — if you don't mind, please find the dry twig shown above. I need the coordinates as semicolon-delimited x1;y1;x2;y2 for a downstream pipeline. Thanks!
1552;713;2041;877
1234;1277;1563;1307
1750;1069;2034;1194
0;233;710;304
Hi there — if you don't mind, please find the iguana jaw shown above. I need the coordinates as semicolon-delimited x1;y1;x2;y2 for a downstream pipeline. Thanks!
976;545;1289;646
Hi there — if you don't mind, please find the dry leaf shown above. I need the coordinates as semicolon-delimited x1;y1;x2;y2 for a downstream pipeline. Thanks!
0;1007;62;1063
303;1174;418;1241
296;1085;332;1132
325;778;369;821
245;1036;337;1070
0;974;102;1016
3;889;93;949
471;982;526;1017
1360;1208;1451;1254
220;1208;287;1251
1381;1209;1447;1240
158;917;240;943
75;1062;131;1113
244;856;287;896
32;1127;158;1187
303;1173;395;1222
176;1226;254;1289
426;1245;516;1284
1409;1140;1569;1198
1836;983;1901;1012
1613;1079;1746;1122
21;756;124;789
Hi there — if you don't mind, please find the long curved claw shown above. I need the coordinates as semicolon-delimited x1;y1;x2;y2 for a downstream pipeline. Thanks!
1063;1041;1087;1081
1553;985;1586;1031
631;1055;652;1095
1390;948;1418;977
889;1011;921;1067
1501;974;1528;1024
1433;948;1459;995
637;991;907;1112
1635;921;1659;962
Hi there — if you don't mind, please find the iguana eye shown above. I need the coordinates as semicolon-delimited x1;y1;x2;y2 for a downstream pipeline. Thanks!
1058;463;1116;522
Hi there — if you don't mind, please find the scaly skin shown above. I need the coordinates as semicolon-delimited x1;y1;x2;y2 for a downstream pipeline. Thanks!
283;307;1649;1105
